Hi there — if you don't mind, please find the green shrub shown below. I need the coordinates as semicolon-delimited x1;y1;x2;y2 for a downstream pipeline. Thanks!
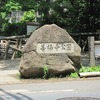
21;10;36;23
15;51;22;58
70;72;79;78
3;22;26;36
43;65;49;79
80;66;100;72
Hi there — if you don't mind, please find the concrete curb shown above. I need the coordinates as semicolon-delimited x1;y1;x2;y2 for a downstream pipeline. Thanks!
79;72;100;77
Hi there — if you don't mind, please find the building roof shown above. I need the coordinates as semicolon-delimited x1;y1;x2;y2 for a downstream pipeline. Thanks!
26;22;40;26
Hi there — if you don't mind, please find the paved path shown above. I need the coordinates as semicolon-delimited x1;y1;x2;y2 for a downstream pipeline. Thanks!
0;79;100;100
0;70;21;85
0;59;20;70
0;59;21;84
0;56;100;100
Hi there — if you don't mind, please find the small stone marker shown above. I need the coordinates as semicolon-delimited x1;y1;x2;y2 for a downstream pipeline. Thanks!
88;37;95;66
19;24;81;78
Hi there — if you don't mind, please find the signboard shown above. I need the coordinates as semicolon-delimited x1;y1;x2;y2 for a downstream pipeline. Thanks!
37;43;74;54
95;44;100;58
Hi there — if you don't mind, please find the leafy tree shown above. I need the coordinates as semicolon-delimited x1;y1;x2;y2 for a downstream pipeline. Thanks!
21;10;36;23
5;0;22;12
0;0;38;35
0;0;26;35
79;0;100;32
0;0;7;34
13;0;36;10
31;0;99;33
0;0;23;35
45;0;100;33
35;0;53;24
0;0;100;35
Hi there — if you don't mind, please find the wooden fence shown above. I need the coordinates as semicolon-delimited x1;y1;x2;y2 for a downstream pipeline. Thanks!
71;32;100;52
88;36;100;66
0;35;29;60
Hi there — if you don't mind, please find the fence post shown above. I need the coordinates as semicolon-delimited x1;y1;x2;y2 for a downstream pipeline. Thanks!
4;40;10;60
88;37;95;66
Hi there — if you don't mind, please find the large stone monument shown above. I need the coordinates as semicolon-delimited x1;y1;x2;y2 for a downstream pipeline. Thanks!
19;24;81;78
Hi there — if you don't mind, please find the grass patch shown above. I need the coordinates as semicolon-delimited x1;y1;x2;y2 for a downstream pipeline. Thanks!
70;66;100;78
80;66;100;72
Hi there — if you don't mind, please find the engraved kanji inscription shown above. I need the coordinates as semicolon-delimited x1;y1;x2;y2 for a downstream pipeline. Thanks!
37;43;74;54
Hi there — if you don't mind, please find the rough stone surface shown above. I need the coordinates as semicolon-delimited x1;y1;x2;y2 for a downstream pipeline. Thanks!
19;24;81;78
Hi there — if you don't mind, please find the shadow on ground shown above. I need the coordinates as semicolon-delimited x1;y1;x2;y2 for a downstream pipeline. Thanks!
0;88;33;100
58;97;100;100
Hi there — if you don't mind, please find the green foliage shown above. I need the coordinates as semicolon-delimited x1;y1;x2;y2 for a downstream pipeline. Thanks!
43;65;49;79
70;66;100;78
14;0;36;10
0;0;23;35
21;10;36;23
0;12;8;35
5;0;22;12
1;12;6;19
35;0;100;33
16;73;22;79
0;0;100;35
0;0;36;35
15;51;22;58
70;72;79;78
3;22;26;36
80;66;100;72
